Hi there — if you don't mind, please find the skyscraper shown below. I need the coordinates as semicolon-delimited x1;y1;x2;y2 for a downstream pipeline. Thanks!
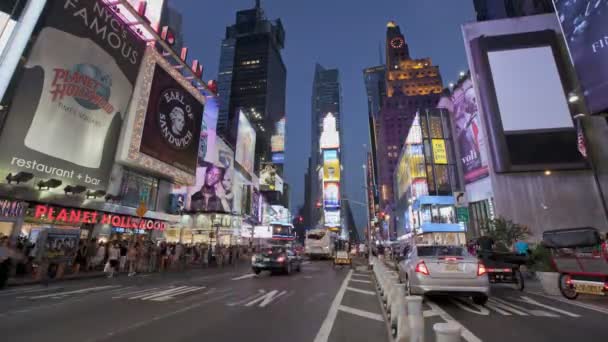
376;22;443;232
363;65;386;187
309;64;342;228
216;1;286;170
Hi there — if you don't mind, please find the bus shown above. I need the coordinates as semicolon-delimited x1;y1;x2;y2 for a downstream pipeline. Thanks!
305;228;337;259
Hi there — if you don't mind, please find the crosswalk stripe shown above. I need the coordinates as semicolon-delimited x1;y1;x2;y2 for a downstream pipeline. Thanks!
486;302;512;315
139;286;190;301
338;305;384;322
150;287;205;302
489;298;529;315
350;279;372;284
346;287;375;295
29;285;120;299
118;288;162;299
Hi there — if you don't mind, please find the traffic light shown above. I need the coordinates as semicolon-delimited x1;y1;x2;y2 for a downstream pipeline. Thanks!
298;216;304;223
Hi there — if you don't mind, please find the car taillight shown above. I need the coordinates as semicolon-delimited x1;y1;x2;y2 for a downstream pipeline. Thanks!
277;256;286;263
565;275;573;286
439;257;463;261
604;282;608;291
477;263;487;276
415;261;429;276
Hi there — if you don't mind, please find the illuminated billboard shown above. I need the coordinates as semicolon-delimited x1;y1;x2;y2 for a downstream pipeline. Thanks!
554;0;608;113
323;159;340;181
117;47;203;185
0;0;145;190
324;210;340;227
320;113;340;149
260;164;284;193
323;182;340;209
272;153;285;164
235;111;256;176
271;118;286;152
451;78;489;184
431;139;448;164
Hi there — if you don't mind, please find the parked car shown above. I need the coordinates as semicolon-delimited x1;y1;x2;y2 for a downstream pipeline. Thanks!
397;244;490;305
251;246;302;275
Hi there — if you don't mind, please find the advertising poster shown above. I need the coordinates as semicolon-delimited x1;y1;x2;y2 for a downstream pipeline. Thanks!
323;159;340;181
451;78;489;184
324;210;340;227
271;118;286;152
272;153;285;164
235;110;256;176
189;139;234;213
0;0;145;189
554;0;608;113
320;113;340;149
260;164;284;193
41;228;80;263
431;139;448;164
252;189;261;223
323;182;340;209
139;64;203;175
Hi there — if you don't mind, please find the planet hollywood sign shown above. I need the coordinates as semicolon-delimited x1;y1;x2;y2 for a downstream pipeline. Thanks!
33;205;166;231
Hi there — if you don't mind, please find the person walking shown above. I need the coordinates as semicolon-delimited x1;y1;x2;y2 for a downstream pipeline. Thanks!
127;242;138;276
106;243;120;278
0;236;13;289
148;242;158;273
201;244;208;268
119;241;128;273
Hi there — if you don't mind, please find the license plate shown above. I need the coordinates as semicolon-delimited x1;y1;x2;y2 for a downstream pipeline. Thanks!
445;263;459;271
575;283;605;295
263;258;270;262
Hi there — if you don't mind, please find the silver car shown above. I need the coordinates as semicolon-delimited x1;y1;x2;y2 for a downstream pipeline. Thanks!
397;245;490;305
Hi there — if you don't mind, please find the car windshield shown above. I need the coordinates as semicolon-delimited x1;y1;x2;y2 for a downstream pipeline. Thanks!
417;246;468;257
307;232;325;240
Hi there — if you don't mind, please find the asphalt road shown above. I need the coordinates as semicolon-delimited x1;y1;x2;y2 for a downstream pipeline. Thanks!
420;284;608;342
0;259;389;342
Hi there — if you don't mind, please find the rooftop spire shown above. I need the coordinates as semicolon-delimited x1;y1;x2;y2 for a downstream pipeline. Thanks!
255;0;261;9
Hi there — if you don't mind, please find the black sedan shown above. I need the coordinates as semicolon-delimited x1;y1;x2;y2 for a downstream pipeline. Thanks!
251;246;302;275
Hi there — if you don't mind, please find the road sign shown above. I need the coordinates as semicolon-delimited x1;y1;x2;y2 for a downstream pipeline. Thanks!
456;207;469;223
136;202;147;217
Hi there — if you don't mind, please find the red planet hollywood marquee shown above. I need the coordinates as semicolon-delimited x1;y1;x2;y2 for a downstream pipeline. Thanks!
33;205;166;231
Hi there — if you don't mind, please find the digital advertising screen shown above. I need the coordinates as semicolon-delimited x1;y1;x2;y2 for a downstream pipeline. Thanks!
451;78;489;184
323;159;340;181
235;110;257;176
554;0;608;113
0;0;145;189
323;182;340;209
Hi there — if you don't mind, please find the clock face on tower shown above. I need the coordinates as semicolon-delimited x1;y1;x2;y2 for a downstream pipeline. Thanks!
390;37;404;49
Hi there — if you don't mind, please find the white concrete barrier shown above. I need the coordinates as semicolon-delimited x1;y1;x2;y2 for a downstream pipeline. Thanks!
406;296;425;342
433;322;461;342
382;272;397;305
385;275;399;312
395;286;410;342
390;284;405;333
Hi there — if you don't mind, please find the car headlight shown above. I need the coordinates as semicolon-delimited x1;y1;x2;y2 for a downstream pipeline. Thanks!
324;246;329;250
251;255;257;263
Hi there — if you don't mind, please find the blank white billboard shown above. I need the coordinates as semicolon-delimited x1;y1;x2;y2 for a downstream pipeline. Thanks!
488;46;573;132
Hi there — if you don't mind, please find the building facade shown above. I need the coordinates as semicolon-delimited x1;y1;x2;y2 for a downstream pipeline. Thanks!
216;1;286;172
376;22;443;237
308;64;342;228
473;0;554;21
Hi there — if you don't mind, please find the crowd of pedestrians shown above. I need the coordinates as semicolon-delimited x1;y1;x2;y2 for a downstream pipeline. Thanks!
0;232;251;288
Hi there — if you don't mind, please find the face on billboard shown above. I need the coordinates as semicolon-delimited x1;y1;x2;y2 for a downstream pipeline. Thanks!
139;65;203;175
323;182;340;209
554;0;608;113
452;79;489;184
0;0;145;190
235;111;257;175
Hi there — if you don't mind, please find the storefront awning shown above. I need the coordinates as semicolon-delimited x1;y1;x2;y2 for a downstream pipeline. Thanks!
412;195;455;209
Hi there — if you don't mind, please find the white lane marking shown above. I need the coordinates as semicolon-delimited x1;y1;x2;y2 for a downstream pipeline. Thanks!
29;285;120;299
338;305;384;321
519;296;581;318
0;286;54;296
121;288;162;299
226;290;266;307
351;273;370;278
232;274;257;280
138;286;189;301
485;302;512;315
489;298;530;316
427;301;482;342
150;287;205;302
350;279;372;284
450;298;490;316
313;270;353;342
527;291;608;315
302;261;312;265
423;309;439;318
244;290;288;307
346;286;375;295
108;286;135;294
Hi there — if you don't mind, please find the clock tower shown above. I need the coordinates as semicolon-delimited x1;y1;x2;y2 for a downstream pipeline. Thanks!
386;21;410;71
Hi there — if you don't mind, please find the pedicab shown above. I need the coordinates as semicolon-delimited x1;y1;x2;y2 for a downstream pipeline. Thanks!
542;227;608;299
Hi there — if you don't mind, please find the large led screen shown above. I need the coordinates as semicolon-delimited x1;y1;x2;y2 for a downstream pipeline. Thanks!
554;0;608;113
487;47;573;132
323;182;340;209
235;111;256;176
0;0;145;190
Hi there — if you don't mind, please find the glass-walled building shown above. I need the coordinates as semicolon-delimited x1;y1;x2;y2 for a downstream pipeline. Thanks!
393;108;462;236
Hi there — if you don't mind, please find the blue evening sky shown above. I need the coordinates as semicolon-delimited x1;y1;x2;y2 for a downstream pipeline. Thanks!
169;0;475;232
